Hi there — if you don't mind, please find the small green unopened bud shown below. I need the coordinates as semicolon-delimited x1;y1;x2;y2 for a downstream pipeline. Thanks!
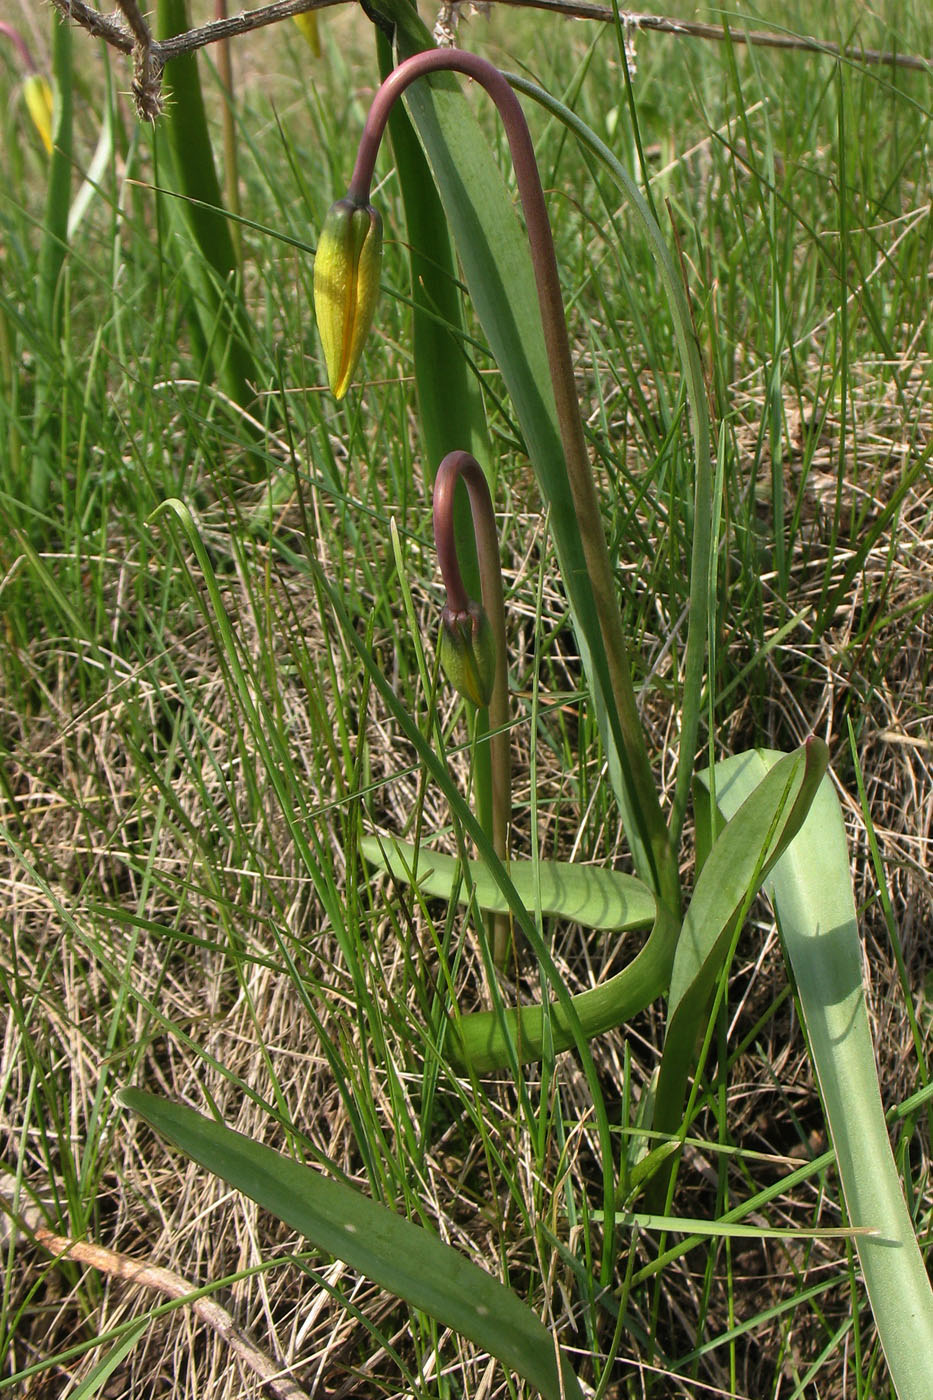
313;195;382;399
438;602;496;709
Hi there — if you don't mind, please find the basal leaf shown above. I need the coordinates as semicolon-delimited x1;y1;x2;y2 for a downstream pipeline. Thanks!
122;1090;583;1400
362;835;656;931
698;751;933;1400
650;740;827;1146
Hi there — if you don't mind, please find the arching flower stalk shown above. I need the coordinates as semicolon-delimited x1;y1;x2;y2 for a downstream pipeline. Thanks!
433;450;511;968
313;46;677;925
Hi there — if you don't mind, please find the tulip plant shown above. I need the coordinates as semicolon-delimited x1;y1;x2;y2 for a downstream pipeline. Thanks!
127;15;933;1400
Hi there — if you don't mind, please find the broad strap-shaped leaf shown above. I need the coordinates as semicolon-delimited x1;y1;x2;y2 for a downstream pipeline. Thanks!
698;751;933;1400
122;1090;583;1400
651;740;828;1143
362;836;656;932
671;740;827;1015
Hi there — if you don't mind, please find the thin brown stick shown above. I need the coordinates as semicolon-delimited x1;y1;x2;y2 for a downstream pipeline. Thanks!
2;1190;310;1400
50;0;134;51
50;0;341;60
50;0;931;73
496;0;931;73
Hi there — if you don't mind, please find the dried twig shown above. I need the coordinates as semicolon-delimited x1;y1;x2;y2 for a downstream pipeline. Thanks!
50;0;134;51
1;1186;311;1400
494;0;931;73
50;0;932;77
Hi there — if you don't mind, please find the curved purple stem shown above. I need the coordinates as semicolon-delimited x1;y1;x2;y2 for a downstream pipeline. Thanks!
348;46;676;916
0;22;39;73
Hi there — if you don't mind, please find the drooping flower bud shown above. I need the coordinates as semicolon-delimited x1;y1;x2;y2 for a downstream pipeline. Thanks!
313;195;382;399
438;601;497;710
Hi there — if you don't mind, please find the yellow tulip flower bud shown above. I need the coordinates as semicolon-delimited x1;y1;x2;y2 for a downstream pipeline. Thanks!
438;602;497;710
313;196;382;399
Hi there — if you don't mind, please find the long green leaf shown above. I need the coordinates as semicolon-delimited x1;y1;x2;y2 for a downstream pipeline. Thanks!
698;750;933;1400
362;835;655;931
155;0;259;422
651;740;828;1143
122;1090;583;1400
375;27;490;484
671;741;827;1015
504;74;714;852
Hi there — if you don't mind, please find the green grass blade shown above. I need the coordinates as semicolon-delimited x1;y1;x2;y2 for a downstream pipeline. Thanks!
609;1212;874;1243
362;836;656;931
31;8;73;511
36;12;71;336
121;1090;583;1400
155;0;259;420
698;750;933;1400
65;1320;149;1399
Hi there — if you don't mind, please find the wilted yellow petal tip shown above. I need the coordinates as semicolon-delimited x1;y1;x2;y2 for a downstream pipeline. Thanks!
293;12;322;59
23;73;54;156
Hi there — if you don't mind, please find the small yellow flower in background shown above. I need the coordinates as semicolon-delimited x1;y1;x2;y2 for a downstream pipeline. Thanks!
293;11;322;59
313;196;383;399
23;73;54;155
0;22;53;156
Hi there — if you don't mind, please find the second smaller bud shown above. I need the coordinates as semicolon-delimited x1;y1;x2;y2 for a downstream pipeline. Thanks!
438;602;496;710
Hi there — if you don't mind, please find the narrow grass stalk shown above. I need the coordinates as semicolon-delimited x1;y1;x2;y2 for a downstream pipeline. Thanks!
31;8;73;512
155;0;259;425
214;0;242;266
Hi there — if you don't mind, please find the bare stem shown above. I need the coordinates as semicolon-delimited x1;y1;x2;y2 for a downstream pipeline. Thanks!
114;0;152;47
351;48;677;914
50;2;929;121
50;0;339;59
434;450;512;968
0;1186;310;1400
493;1;932;74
